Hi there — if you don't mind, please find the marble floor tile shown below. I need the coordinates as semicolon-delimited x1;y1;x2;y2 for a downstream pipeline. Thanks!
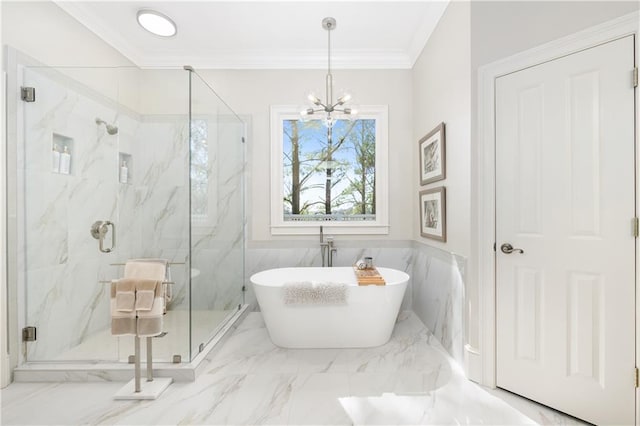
225;373;295;425
287;373;352;425
1;312;588;426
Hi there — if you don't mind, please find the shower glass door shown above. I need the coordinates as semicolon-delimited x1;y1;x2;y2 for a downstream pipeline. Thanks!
189;70;245;358
19;65;192;363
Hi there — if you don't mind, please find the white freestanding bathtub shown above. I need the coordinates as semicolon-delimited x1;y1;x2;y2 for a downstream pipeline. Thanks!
250;267;409;348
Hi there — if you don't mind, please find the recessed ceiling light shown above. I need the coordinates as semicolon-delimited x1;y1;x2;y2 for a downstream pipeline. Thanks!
136;9;177;37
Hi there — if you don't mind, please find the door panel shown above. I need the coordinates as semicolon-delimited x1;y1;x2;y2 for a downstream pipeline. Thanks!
496;36;635;425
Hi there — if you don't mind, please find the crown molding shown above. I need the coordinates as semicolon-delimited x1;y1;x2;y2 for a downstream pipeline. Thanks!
54;1;419;70
54;1;144;66
135;50;413;69
407;0;450;67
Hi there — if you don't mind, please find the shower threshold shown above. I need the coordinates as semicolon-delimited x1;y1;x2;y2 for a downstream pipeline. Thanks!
13;305;250;383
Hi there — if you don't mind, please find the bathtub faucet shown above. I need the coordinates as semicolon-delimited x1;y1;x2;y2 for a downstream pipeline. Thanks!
320;226;337;267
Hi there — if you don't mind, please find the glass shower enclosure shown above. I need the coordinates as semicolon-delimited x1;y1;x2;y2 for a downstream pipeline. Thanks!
14;63;244;365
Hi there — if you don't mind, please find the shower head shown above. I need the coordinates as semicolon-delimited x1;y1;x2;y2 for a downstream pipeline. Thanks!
95;118;119;135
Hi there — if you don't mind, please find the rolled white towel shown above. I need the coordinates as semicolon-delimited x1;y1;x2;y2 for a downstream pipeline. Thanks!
355;259;367;270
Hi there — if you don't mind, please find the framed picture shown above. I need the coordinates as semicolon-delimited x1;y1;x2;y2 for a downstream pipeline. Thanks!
419;187;446;241
419;122;446;185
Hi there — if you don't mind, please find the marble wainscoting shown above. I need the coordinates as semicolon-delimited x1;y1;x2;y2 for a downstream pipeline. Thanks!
246;241;414;310
411;241;465;367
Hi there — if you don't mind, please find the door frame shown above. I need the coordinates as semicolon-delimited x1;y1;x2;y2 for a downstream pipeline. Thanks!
475;11;639;402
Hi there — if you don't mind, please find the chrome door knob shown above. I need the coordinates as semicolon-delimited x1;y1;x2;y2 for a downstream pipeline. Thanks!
501;243;524;254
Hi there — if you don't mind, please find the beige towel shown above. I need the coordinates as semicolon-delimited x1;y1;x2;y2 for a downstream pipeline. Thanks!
134;280;161;311
136;280;165;337
110;280;136;336
137;296;164;337
125;259;170;310
120;260;167;337
124;260;166;281
115;279;136;312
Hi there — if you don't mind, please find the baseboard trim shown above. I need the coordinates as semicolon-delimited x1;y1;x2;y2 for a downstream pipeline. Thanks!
464;344;482;383
1;354;11;388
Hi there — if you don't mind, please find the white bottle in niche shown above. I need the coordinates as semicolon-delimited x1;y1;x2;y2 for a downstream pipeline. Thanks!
119;160;128;184
59;146;71;175
52;144;60;173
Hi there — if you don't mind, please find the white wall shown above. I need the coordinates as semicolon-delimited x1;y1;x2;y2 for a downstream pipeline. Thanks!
412;1;471;257
195;69;414;243
470;1;640;70
410;0;470;367
0;0;9;390
1;1;139;112
1;1;133;68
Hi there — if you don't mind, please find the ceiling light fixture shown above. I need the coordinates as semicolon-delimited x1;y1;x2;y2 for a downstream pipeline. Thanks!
136;9;177;37
301;17;355;127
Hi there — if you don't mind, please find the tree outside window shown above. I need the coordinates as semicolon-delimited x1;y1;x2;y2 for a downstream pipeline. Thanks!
282;118;376;222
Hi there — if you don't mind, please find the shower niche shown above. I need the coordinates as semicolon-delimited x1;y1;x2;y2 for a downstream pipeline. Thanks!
118;152;131;184
51;133;74;175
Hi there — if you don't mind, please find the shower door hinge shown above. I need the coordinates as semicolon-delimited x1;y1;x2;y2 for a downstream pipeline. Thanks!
633;217;639;238
22;326;36;342
241;285;246;292
634;67;638;88
20;86;36;102
634;367;639;388
241;137;246;144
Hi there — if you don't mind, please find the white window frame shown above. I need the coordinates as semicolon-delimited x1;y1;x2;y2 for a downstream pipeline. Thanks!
270;105;389;235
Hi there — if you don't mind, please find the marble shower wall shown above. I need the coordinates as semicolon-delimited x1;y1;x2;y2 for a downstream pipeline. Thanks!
411;242;465;367
191;117;245;312
132;117;190;310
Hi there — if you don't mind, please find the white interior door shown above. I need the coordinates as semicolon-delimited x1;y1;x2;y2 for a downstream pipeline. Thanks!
496;35;635;425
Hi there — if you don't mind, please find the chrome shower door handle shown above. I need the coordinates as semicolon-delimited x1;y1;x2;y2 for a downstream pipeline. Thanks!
90;220;116;253
101;221;115;253
500;243;524;254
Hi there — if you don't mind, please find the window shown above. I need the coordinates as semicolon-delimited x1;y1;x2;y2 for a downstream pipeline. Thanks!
190;118;217;228
270;105;388;235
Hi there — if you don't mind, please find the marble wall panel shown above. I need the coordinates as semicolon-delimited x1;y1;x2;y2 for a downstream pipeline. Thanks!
412;242;465;366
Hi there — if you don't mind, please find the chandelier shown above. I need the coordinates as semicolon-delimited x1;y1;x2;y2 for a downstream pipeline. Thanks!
301;17;355;127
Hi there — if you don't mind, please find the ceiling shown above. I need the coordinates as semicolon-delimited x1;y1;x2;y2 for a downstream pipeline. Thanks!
55;1;449;69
